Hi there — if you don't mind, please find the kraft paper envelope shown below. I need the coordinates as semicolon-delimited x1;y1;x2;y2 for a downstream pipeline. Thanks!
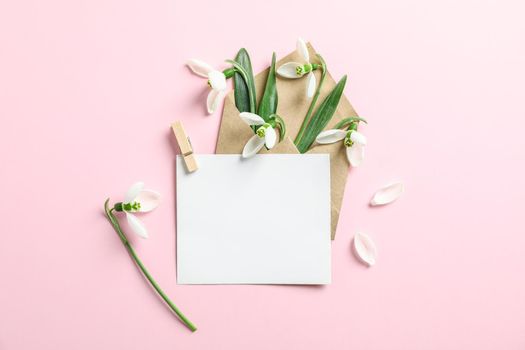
216;43;359;239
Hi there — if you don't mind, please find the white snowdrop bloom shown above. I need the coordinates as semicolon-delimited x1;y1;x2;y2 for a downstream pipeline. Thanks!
276;38;319;98
316;129;367;167
115;182;161;238
187;59;230;114
239;112;277;158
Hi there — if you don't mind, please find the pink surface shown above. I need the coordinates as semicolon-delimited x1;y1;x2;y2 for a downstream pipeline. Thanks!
1;0;524;348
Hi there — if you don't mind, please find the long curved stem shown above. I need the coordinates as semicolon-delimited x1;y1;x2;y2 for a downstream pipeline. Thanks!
294;54;327;147
104;199;197;332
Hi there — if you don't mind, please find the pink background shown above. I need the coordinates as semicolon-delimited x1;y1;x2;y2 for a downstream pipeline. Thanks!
1;0;524;348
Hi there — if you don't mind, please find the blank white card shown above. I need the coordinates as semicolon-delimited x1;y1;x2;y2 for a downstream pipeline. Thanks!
176;154;331;284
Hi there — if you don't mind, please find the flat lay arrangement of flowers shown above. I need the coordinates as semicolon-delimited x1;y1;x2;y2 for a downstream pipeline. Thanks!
103;38;403;331
3;0;523;346
187;38;359;159
3;0;522;346
186;37;403;261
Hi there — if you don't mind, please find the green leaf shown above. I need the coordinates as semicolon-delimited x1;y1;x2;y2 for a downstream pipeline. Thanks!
233;48;256;114
257;53;278;122
226;59;257;114
296;75;347;153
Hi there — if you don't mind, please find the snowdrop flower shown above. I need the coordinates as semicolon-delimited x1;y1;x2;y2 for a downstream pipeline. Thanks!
186;59;234;114
103;186;196;331
316;128;367;167
114;182;161;238
239;112;277;158
276;38;320;98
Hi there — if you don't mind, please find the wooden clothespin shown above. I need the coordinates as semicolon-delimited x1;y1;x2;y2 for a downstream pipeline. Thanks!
171;121;198;173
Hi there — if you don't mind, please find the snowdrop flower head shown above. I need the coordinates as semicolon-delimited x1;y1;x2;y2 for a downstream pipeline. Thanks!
239;112;286;158
186;59;234;114
315;117;368;167
276;38;321;98
114;182;161;238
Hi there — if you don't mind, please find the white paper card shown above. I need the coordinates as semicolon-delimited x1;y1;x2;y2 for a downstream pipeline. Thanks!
176;154;331;285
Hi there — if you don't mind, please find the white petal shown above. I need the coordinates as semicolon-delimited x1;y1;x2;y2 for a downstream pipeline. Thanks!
126;213;148;239
306;72;316;98
239;112;265;126
370;182;404;206
242;135;265;158
346;144;365;167
264;126;277;149
296;37;310;62
353;232;377;267
206;89;225;114
135;190;161;212
350;131;367;146
316;129;347;144
124;182;144;203
276;62;303;78
186;59;214;78
208;70;226;91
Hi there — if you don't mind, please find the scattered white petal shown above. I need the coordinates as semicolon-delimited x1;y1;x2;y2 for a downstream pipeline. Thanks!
242;135;265;158
239;112;265;126
316;129;347;144
264;126;277;149
186;59;213;78
370;182;404;206
276;62;303;78
306;72;316;98
350;131;367;146
353;232;377;267
346;144;365;167
124;182;144;203
135;190;161;212
126;212;148;239
206;89;225;114
296;37;310;62
208;70;226;91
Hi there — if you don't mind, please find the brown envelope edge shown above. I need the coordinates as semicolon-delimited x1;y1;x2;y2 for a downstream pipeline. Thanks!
216;43;359;240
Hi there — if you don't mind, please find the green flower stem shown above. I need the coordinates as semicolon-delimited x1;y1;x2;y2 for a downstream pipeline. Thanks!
104;199;197;332
334;117;367;130
294;54;327;145
222;67;236;79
